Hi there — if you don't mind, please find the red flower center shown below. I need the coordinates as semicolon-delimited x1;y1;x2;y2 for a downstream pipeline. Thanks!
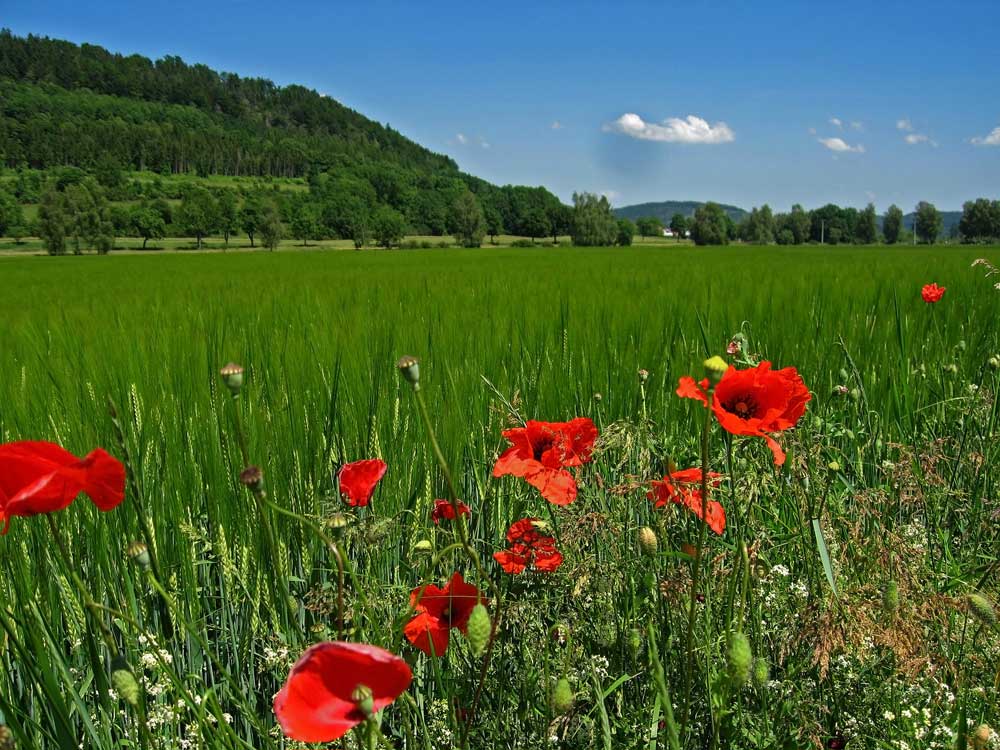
723;395;758;420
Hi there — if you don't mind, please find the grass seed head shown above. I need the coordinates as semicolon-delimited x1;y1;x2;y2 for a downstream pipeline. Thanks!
967;593;997;628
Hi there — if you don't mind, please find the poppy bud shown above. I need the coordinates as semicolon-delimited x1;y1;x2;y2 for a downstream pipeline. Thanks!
324;513;350;532
827;460;841;473
126;540;150;571
967;593;997;628
466;603;491;657
412;539;433;557
637;526;658;557
219;362;244;396
957;339;967;351
838;368;849;381
239;465;264;491
593;392;602;402
637;369;649;384
971;724;994;750
726;631;752;688
882;581;899;613
396;355;420;390
752;657;769;688
351;684;375;718
943;363;959;375
703;355;729;386
550;677;575;715
110;656;140;707
988;357;1000;371
0;725;13;750
849;388;861;402
832;385;849;397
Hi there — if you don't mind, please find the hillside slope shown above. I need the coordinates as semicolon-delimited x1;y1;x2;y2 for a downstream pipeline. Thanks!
614;200;748;224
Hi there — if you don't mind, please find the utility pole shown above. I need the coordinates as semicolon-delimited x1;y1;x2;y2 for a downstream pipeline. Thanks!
821;219;825;244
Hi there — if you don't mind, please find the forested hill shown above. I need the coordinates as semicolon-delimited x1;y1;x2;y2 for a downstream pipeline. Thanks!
614;200;748;224
0;30;456;177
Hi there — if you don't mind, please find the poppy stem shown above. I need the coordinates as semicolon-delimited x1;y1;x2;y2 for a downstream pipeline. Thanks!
680;395;714;735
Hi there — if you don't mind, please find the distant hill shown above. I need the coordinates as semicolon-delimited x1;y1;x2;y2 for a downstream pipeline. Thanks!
614;200;748;224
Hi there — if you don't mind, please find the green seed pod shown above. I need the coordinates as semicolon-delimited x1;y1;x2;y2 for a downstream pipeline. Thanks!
882;581;900;613
752;657;769;688
219;362;244;396
110;657;140;707
551;677;575;715
957;339;967;352
703;355;729;386
412;539;433;557
465;603;491;657
827;460;841;473
396;355;420;390
628;628;643;660
967;593;997;628
726;631;752;688
0;724;14;750
351;684;374;718
838;368;849;382
126;540;151;570
637;526;658;557
988;356;1000;371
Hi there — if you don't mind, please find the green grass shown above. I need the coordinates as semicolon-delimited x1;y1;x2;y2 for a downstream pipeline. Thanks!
0;245;998;749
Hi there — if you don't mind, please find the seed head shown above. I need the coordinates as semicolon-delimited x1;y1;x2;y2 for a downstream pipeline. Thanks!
967;593;997;628
351;684;374;718
0;724;13;750
466;603;491;657
550;677;575;715
219;362;244;396
239;465;264;491
593;392;603;402
882;581;900;613
703;355;729;385
988;356;1000;371
126;540;151;571
637;368;649;384
752;657;769;688
412;539;433;556
396;355;420;390
637;526;658;557
726;631;752;688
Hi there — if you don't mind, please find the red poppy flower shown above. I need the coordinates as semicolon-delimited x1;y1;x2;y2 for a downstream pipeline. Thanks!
921;283;946;303
648;468;726;535
338;459;387;507
273;641;412;743
677;362;810;466
0;441;126;534
403;572;486;656
431;499;471;524
493;518;563;574
492;418;598;505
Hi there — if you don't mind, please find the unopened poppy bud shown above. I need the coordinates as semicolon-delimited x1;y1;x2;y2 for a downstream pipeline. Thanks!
832;385;849;397
0;724;13;750
466;603;491;656
324;513;350;531
849;388;860;402
957;339;967;351
988;356;1000;371
838;368;849;381
752;657;769;688
110;656;140;707
593;392;602;402
219;362;244;396
351;684;375;718
126;540;150;570
882;581;900;613
971;724;994;750
396;355;420;390
726;631;752;688
827;460;841;473
703;355;729;385
637;369;649;384
412;539;433;556
637;526;658;557
239;465;263;491
967;593;997;628
551;677;575;715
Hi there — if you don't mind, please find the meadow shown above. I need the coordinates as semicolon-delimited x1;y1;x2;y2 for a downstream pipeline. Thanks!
1;244;999;749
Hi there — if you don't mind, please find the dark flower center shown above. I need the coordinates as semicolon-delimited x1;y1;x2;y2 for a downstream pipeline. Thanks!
532;435;556;461
723;395;759;420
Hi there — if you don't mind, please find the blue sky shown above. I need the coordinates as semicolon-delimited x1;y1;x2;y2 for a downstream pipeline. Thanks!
5;0;1000;211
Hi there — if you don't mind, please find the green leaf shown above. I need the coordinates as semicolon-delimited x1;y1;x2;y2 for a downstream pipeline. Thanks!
812;518;838;597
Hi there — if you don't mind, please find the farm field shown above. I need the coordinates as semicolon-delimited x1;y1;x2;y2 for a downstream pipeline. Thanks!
1;244;999;749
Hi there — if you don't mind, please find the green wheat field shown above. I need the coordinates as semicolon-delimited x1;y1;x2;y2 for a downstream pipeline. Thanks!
1;244;999;749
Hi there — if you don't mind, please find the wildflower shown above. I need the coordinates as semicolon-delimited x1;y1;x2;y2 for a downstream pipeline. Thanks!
921;283;946;303
677;361;810;466
431;499;471;524
727;338;742;355
403;572;486;656
494;518;563;574
273;641;412;743
0;441;126;534
492;418;598;505
648;468;725;534
337;459;387;507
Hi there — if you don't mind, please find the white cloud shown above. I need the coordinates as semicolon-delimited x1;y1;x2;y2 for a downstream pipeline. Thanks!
829;117;843;129
454;133;468;145
971;126;1000;146
818;137;865;153
903;133;937;147
477;135;491;149
600;190;620;203
896;118;914;132
850;121;864;131
603;113;735;144
551;120;563;130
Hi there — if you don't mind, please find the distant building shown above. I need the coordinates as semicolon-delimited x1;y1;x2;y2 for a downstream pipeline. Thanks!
661;228;692;238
